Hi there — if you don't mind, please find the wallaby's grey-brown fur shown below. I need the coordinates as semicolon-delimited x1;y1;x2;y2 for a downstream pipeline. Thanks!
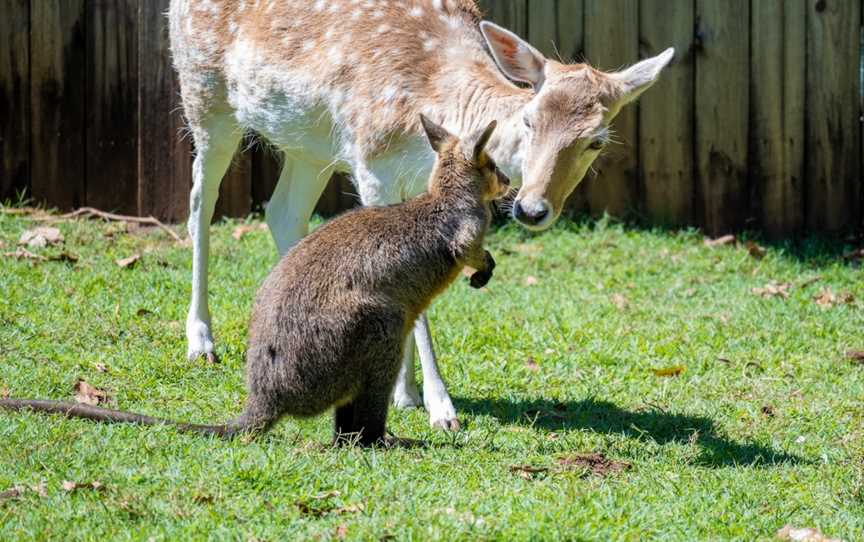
0;116;509;446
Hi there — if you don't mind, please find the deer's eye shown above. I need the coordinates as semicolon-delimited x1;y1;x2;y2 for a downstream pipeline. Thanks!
523;115;533;130
589;140;605;151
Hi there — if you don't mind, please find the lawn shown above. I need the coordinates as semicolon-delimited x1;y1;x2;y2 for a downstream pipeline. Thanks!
1;208;863;541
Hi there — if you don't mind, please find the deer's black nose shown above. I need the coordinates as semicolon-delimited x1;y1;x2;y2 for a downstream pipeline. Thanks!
513;200;550;226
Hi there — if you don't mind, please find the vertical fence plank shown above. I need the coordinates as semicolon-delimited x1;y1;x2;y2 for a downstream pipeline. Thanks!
556;0;588;215
86;0;138;215
557;0;585;62
639;0;694;226
478;0;527;36
316;173;359;217
30;0;86;210
251;141;282;211
215;136;253;219
527;0;558;58
138;0;192;223
695;0;750;235
805;0;861;232
584;0;639;217
0;0;30;203
751;0;806;238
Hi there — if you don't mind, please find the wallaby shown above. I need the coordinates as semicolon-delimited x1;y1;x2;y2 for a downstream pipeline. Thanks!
0;116;508;446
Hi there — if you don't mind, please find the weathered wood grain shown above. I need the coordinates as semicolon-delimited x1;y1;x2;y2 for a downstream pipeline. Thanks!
639;0;695;226
527;0;558;58
805;0;861;232
30;0;87;210
751;0;806;238
556;0;585;62
695;0;750;235
86;0;139;215
137;0;192;223
215;136;253;220
584;0;639;217
0;0;30;202
478;0;528;36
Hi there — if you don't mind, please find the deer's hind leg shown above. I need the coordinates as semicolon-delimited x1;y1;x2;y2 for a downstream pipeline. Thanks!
265;157;331;256
185;114;244;361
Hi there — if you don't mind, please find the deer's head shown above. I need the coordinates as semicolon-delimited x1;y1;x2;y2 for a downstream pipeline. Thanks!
480;22;674;230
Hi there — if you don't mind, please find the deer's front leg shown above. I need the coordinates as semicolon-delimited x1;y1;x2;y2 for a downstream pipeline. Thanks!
186;119;242;362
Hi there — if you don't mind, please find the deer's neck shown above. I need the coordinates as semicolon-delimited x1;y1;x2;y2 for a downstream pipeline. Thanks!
427;60;532;182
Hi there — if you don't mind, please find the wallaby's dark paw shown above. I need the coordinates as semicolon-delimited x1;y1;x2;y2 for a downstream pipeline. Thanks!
484;250;496;272
470;270;492;289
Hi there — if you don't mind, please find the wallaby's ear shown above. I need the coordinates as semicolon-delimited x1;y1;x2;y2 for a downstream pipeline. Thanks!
609;47;675;106
419;114;451;153
471;120;497;161
480;21;546;92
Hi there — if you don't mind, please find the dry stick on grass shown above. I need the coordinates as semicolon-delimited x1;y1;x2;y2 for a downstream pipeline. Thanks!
33;207;183;243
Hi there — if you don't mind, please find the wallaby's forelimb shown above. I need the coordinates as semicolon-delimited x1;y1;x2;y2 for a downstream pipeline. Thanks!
469;250;496;289
0;399;254;439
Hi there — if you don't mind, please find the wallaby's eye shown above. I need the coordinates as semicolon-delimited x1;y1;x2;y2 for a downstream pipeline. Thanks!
523;115;533;130
589;140;605;151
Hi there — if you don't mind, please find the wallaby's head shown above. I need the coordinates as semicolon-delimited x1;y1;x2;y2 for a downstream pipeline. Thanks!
480;21;674;230
420;114;511;202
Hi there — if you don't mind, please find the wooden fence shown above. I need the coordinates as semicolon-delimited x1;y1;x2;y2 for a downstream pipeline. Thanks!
1;0;861;236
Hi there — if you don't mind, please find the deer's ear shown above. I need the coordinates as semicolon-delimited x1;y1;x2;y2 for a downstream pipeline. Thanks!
480;21;546;92
609;47;675;105
419;114;451;153
471;120;497;161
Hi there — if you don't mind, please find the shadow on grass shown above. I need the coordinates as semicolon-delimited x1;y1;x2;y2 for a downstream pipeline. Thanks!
455;396;805;468
491;210;864;268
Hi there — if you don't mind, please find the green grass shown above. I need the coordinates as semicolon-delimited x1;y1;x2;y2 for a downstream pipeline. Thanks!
1;210;863;541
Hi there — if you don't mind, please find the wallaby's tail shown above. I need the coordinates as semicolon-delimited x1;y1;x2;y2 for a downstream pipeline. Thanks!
0;399;251;439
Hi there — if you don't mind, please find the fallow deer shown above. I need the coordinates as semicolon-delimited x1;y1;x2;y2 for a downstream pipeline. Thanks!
168;0;674;430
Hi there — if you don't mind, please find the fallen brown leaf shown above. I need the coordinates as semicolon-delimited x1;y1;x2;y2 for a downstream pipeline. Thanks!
611;293;629;310
752;282;792;299
0;387;8;399
525;357;540;372
232;224;257;240
652;365;685;377
845;351;864;365
523;275;539;286
776;525;842;542
509;465;548;480
704;234;736;247
746;241;767;260
73;380;109;406
0;487;22;501
115;254;141;269
335;525;349;540
813;288;854;308
557;453;631;477
18;227;63;248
